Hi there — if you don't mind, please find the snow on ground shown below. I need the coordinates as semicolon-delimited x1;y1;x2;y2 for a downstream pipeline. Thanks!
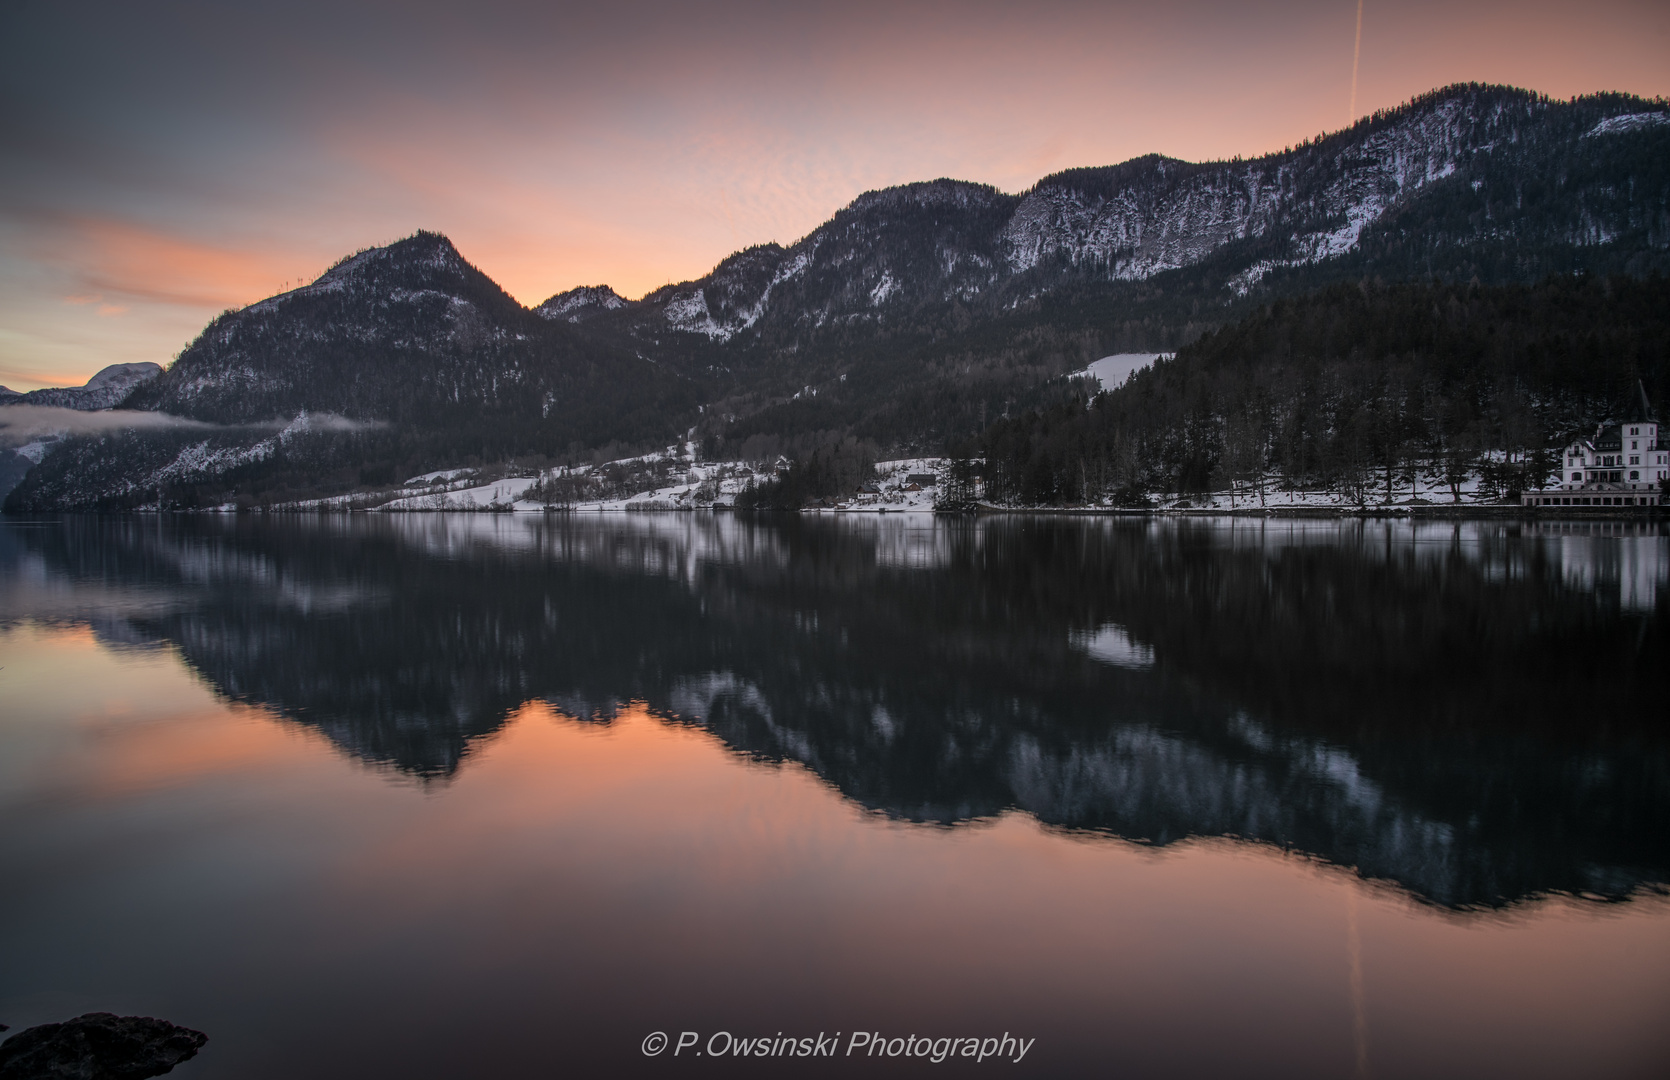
1070;353;1170;392
280;440;1514;514
404;468;476;485
573;454;945;511
1164;468;1498;510
280;445;955;512
14;437;54;464
379;476;540;510
1586;112;1670;138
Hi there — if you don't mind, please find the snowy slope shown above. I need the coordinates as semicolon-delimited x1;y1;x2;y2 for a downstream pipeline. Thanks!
1071;353;1170;392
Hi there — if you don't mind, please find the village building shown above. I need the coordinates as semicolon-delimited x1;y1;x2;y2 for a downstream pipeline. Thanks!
1522;385;1666;508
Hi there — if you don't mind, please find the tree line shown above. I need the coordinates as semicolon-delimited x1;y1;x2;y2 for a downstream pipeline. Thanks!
978;274;1670;506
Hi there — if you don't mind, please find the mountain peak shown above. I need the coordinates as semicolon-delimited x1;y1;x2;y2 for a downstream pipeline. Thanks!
233;230;519;323
315;230;468;287
1;361;162;412
535;284;629;322
845;179;1011;215
1030;155;1200;201
85;362;164;392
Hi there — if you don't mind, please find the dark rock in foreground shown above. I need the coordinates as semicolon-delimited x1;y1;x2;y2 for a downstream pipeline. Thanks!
0;1014;206;1080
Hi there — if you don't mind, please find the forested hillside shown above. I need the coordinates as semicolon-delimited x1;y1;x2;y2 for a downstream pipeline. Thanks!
608;84;1670;460
7;234;700;509
980;275;1670;506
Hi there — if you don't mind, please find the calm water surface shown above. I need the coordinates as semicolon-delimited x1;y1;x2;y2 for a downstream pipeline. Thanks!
1;514;1666;1078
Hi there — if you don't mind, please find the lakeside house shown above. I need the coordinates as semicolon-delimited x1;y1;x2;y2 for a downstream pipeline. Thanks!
1522;385;1666;508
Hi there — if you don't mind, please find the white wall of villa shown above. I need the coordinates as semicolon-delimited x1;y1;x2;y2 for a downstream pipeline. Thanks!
1523;403;1667;508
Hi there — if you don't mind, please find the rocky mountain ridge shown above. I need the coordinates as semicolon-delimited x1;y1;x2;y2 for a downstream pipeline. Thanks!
570;85;1668;353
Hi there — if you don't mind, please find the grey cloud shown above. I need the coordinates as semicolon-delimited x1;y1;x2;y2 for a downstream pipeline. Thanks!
0;405;222;445
0;406;382;447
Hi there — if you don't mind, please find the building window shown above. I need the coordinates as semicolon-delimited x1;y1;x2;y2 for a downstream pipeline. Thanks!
1573;472;1582;481
1631;471;1640;480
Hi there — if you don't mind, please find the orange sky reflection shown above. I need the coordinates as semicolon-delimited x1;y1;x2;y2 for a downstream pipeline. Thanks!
3;624;1668;1074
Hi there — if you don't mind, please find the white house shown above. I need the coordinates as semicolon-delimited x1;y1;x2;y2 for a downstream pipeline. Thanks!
1523;384;1666;508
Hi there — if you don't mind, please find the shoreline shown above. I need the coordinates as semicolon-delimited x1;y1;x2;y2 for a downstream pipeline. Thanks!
6;503;1667;521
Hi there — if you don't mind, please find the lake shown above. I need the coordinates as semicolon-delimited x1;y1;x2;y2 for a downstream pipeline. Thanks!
1;513;1666;1078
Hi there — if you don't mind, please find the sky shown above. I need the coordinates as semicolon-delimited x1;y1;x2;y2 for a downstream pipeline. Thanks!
1;0;1666;391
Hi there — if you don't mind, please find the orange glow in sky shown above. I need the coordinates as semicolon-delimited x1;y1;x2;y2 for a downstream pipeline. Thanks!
1;0;1667;389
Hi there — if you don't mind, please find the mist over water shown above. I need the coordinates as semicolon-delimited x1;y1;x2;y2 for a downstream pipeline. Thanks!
1;513;1666;1077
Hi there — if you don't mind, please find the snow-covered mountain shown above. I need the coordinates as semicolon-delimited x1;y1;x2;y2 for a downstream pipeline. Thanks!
637;180;1017;342
9;233;694;509
596;85;1667;344
8;83;1669;510
125;232;558;423
115;230;698;439
0;362;162;410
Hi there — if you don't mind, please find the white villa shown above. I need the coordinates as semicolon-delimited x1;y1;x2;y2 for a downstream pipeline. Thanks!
1523;385;1666;508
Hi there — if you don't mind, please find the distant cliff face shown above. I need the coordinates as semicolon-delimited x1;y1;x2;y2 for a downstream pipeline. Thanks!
997;95;1487;283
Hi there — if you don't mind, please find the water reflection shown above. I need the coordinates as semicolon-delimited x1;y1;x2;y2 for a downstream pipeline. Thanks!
2;513;1665;911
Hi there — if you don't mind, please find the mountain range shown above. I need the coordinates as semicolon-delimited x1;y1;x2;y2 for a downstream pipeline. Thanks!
6;82;1669;510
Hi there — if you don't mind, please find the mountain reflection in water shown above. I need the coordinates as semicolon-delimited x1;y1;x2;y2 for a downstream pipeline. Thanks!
2;513;1665;912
